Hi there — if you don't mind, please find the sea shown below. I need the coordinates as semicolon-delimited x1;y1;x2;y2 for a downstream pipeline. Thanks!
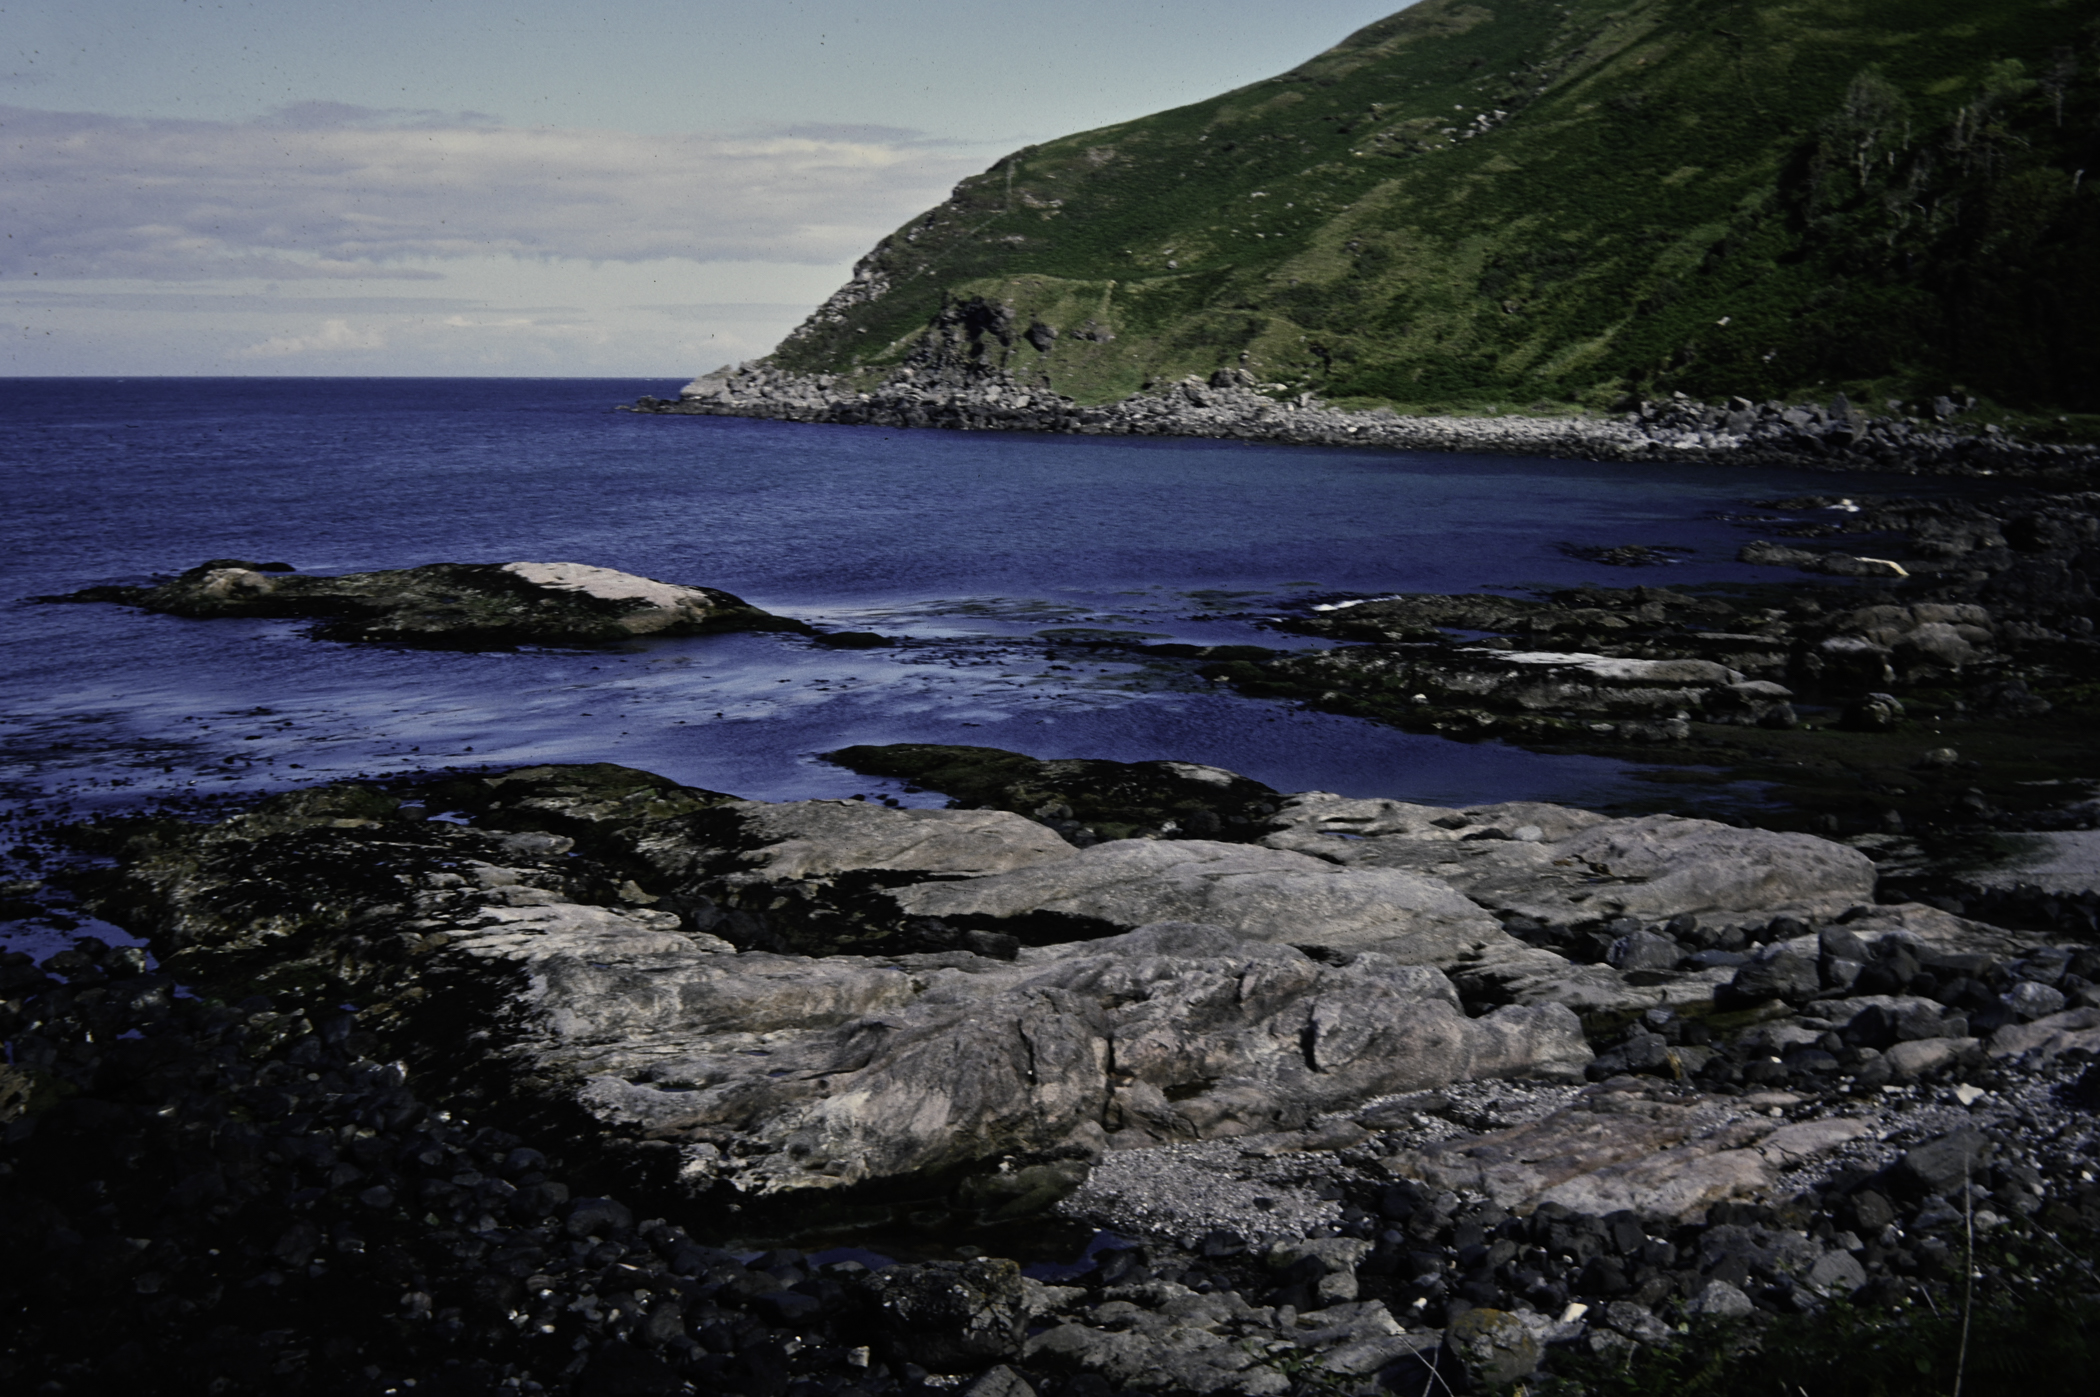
0;377;1946;956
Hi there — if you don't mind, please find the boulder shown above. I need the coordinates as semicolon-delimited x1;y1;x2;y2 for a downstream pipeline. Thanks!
1893;1128;1995;1196
1726;939;1823;1004
1884;1037;1977;1081
1685;1278;1755;1319
1441;1308;1541;1389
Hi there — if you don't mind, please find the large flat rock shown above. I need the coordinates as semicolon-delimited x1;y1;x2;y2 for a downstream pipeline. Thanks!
548;922;1589;1195
1383;1081;1872;1220
1265;795;1877;929
889;838;1510;963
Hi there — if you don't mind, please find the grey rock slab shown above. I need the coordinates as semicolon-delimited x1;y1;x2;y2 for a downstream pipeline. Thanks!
481;919;1590;1197
1264;793;1614;843
1384;1082;1869;1220
1834;902;2055;959
891;838;1508;962
1318;1332;1440;1376
1988;1006;2100;1059
647;798;1077;882
1546;815;1875;923
1269;802;1874;929
1024;1321;1287;1396
1884;1036;1978;1080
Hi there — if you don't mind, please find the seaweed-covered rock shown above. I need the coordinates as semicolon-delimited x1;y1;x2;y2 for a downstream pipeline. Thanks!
825;743;1284;844
45;559;808;645
853;1258;1030;1369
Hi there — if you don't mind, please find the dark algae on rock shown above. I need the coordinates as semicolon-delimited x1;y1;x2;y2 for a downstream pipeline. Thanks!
1186;488;2100;851
44;558;809;647
824;744;1288;846
11;756;2100;1395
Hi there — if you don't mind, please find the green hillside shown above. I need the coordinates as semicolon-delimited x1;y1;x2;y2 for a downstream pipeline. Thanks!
768;0;2100;415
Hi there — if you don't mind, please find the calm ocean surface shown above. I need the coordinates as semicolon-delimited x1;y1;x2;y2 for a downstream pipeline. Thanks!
0;376;1945;937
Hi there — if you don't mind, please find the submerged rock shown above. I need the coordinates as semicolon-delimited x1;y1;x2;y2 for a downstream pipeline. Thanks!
44;558;808;645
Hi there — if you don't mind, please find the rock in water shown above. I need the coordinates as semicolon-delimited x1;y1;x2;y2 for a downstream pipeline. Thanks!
45;558;808;645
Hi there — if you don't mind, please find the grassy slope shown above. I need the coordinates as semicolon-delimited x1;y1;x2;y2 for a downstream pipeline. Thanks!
769;0;2100;416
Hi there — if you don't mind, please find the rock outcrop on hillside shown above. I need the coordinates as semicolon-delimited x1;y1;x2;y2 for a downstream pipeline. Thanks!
42;559;809;646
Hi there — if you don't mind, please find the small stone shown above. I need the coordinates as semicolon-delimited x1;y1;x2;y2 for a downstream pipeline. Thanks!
1806;1250;1867;1295
564;1196;636;1238
960;1366;1037;1397
1895;1128;1995;1196
1601;1300;1672;1342
1441;1308;1541;1389
2001;981;2067;1022
1607;931;1684;974
1687;1279;1754;1318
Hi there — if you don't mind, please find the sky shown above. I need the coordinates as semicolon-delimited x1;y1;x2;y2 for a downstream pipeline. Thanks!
2;0;1412;377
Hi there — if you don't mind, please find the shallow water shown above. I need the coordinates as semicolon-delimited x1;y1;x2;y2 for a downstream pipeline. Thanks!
0;377;1951;954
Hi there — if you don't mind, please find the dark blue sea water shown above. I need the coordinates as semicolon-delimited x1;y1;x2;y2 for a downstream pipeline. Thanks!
0;377;1949;952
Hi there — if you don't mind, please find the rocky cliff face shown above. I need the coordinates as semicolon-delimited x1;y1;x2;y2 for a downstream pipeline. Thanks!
727;1;2100;422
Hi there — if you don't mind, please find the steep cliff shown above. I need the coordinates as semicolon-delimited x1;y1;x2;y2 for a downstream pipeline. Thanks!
758;0;2100;417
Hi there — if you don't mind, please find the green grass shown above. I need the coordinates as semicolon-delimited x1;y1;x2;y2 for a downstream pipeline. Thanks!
770;0;2100;415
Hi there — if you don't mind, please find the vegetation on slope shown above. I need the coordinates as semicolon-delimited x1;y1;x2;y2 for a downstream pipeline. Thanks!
767;0;2100;417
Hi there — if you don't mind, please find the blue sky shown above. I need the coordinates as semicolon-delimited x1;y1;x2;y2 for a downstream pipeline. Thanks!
3;1;1410;376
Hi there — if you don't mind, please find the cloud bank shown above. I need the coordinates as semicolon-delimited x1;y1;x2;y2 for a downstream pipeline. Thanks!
0;103;981;281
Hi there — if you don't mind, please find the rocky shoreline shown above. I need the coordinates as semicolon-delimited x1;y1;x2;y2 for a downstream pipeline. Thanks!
625;361;2099;482
8;751;2099;1395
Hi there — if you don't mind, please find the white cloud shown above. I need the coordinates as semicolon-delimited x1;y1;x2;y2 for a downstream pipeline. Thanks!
0;103;982;282
238;317;389;357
